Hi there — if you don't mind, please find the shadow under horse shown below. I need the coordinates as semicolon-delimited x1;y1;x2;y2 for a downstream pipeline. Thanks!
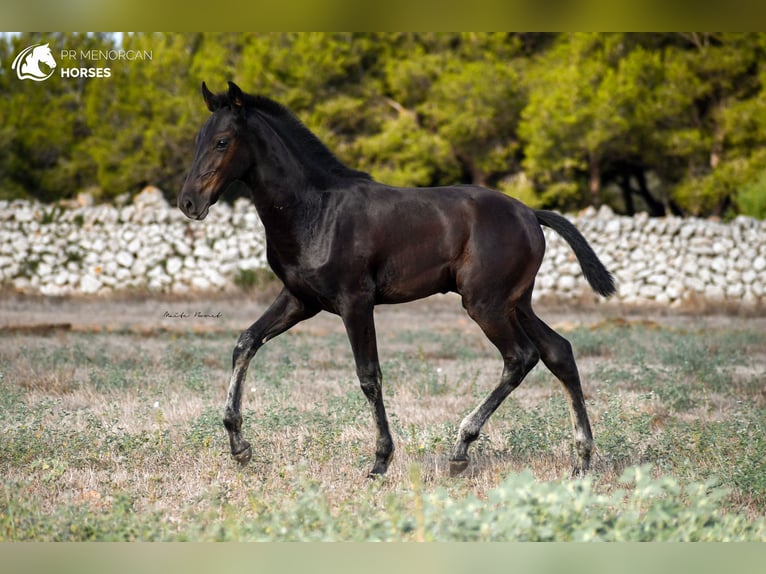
177;82;616;478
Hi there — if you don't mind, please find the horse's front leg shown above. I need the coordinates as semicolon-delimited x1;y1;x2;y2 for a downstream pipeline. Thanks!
224;288;317;465
340;298;394;477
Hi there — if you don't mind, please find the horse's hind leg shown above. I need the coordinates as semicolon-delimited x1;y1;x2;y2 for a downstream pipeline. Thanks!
516;299;594;475
450;305;540;476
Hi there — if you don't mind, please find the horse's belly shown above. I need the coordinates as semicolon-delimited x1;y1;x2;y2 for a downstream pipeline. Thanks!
374;258;456;304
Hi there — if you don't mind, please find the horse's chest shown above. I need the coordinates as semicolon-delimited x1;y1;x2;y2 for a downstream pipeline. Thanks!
269;253;344;310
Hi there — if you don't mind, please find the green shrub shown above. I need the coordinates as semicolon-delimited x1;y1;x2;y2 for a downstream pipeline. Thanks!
233;268;276;292
736;170;766;219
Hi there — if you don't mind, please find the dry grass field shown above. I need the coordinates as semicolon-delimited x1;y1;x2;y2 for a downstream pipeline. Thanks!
1;292;765;540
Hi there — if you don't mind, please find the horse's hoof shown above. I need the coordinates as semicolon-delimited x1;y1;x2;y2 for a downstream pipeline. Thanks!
232;443;253;466
449;458;469;477
571;463;590;478
572;467;588;478
367;463;389;479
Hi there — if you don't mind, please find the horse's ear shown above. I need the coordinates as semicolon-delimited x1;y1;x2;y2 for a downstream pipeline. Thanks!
227;81;245;114
201;82;218;112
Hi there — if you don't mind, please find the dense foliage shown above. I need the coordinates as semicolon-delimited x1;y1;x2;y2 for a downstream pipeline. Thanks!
2;32;766;217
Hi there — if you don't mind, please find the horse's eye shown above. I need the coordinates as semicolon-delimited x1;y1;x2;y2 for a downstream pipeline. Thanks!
216;139;228;150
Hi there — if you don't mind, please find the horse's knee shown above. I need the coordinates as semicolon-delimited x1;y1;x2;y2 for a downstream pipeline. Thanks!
232;329;260;367
359;377;381;402
357;365;382;401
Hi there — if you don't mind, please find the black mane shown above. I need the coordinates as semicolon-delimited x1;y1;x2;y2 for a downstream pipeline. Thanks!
237;92;372;187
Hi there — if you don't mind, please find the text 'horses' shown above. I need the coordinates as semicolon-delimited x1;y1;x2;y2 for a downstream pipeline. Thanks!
178;81;616;478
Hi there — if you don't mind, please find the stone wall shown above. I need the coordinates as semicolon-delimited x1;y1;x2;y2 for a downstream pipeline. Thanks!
2;190;765;308
0;188;267;297
536;205;765;308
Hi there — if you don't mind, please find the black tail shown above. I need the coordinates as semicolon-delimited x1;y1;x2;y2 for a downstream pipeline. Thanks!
535;209;616;298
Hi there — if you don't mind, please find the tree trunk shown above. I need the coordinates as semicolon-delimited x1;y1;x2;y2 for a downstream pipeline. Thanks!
634;169;666;217
588;153;601;207
619;173;635;215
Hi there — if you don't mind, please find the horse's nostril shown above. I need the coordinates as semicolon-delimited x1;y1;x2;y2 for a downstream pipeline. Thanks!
182;197;194;214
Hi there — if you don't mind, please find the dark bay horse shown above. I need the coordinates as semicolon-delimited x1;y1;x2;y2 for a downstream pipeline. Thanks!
178;81;615;477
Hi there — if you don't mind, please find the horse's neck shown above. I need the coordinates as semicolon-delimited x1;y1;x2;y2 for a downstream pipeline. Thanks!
22;55;38;71
245;114;315;218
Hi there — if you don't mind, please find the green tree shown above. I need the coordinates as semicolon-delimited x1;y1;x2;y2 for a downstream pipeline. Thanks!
520;33;671;212
81;33;202;202
1;33;108;202
667;33;766;216
351;33;533;188
520;33;766;217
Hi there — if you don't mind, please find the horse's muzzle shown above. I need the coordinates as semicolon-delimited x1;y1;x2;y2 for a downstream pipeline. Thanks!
177;189;210;221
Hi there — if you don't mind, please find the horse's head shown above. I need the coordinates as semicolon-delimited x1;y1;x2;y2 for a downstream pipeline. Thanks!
178;81;253;220
13;43;56;81
34;44;56;70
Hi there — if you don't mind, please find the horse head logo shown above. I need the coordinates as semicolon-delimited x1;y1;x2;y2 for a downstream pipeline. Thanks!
12;43;57;82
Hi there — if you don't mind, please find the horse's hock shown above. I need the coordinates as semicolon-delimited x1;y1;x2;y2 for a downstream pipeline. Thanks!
1;196;765;309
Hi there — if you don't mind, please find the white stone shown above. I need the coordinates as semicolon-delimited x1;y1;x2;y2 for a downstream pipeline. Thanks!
194;244;214;260
191;276;211;290
174;240;192;256
726;283;744;298
655;292;671;305
710;257;728;273
712;272;727;288
148;277;167;292
638;284;663;299
134;186;167;207
15;207;34;222
604;219;621;235
147;265;165;279
742;269;757;284
558;275;576;291
104;260;118;276
12;277;31;290
116;251;134;268
753;256;766;272
666;281;684;300
80;274;103;294
120;205;136;222
115;268;132;282
205;269;227;288
131;260;147;276
539;274;556;290
166;257;183;275
37;263;52;277
679;224;696;239
40;283;67;296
